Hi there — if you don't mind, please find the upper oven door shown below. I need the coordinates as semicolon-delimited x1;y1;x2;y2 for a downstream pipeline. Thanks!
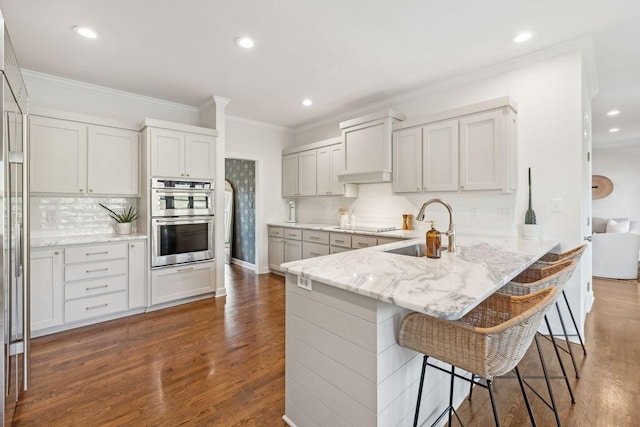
151;188;214;217
151;216;214;268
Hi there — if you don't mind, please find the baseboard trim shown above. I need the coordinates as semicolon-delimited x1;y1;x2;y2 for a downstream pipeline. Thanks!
230;257;256;272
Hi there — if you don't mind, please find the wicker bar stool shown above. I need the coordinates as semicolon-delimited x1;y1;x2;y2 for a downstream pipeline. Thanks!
398;287;558;427
532;244;588;369
496;259;579;427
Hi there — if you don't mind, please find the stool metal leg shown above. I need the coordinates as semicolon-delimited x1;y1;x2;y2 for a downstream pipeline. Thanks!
555;301;580;378
448;366;455;426
562;289;587;356
514;366;537;427
535;334;561;427
486;379;501;427
413;355;428;427
545;315;575;403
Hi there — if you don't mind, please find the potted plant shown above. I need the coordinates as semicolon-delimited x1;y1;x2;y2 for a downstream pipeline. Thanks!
99;203;139;235
522;168;541;239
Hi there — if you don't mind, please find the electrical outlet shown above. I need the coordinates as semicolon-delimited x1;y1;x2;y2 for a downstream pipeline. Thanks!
497;208;510;222
297;275;312;291
470;208;478;219
550;198;563;213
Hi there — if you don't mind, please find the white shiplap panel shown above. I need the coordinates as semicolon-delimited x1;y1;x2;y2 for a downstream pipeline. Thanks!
287;312;376;380
286;278;378;322
377;341;417;383
289;334;377;413
286;379;349;427
289;359;376;427
377;307;411;354
288;290;377;352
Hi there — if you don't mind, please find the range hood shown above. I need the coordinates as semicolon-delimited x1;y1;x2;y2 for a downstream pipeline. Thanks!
338;109;404;184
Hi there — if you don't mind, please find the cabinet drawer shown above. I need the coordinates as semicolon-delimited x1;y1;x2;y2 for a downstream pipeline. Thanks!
65;243;127;264
64;291;127;323
151;263;214;305
283;228;302;240
65;275;127;300
303;230;329;245
352;235;377;249
330;233;352;248
65;259;127;282
268;227;284;238
330;246;352;254
302;242;330;259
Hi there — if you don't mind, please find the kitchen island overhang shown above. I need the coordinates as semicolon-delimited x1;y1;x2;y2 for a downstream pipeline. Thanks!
281;236;558;426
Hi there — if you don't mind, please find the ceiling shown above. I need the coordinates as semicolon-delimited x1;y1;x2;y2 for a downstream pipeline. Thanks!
1;1;639;144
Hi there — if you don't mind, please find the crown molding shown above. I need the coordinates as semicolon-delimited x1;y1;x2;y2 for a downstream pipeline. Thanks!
293;36;594;134
226;114;293;134
22;69;199;114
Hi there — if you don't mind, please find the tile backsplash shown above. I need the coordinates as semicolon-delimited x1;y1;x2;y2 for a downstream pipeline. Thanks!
31;196;139;237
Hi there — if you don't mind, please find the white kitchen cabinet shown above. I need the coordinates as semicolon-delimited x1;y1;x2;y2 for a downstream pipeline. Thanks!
459;110;505;191
284;239;303;263
268;237;285;272
150;127;216;180
150;261;214;306
128;241;146;309
339;110;405;184
316;144;358;197
282;151;316;197
30;248;64;331
423;120;459;192
30;116;140;195
392;127;422;192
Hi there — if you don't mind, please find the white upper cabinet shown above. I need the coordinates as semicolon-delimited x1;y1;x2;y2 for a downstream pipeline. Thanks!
392;97;517;193
392;127;422;192
88;125;139;195
423;120;459;192
317;144;353;196
282;153;299;197
150;128;215;180
30;115;139;195
298;150;317;196
338;110;405;184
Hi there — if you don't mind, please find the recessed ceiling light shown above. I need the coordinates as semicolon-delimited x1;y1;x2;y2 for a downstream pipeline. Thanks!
73;26;98;39
235;36;254;49
302;99;313;107
513;31;534;43
609;128;620;133
606;110;620;116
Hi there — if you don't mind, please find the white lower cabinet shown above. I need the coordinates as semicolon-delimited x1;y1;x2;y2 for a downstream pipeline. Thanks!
150;262;214;305
30;239;147;336
268;237;285;272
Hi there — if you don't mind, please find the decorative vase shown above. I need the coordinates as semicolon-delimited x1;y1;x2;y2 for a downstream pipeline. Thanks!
116;222;132;235
522;224;541;240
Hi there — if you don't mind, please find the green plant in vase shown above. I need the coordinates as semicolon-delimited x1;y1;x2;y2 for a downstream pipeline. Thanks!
99;203;139;235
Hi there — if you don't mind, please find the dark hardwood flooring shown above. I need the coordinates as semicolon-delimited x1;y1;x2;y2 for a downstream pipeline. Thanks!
12;266;640;426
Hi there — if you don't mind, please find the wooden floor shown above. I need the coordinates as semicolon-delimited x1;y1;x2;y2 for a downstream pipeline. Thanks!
12;266;640;426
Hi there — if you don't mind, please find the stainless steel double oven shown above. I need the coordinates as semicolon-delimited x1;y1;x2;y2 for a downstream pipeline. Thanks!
150;179;215;268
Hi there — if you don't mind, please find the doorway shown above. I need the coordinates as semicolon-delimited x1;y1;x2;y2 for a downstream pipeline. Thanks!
224;158;256;270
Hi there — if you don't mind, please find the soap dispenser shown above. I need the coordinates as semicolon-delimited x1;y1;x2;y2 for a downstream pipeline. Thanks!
426;221;441;259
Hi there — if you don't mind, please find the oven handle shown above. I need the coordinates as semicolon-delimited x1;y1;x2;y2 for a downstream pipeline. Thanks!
152;189;214;196
153;216;215;223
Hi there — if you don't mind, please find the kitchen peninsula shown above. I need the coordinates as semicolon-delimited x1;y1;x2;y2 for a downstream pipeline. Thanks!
281;235;557;426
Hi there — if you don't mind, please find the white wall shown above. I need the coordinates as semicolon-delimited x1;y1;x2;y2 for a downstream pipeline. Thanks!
225;117;295;274
592;143;640;222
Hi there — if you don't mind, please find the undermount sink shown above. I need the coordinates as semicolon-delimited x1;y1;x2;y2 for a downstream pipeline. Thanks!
383;243;427;257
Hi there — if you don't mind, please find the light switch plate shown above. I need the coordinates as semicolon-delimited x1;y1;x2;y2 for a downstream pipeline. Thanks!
297;275;312;291
550;198;563;213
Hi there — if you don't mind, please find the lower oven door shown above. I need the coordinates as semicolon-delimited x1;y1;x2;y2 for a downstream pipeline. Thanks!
151;216;214;268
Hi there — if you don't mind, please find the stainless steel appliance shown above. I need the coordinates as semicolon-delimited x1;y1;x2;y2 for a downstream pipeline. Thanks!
150;179;215;268
151;178;214;217
0;14;29;427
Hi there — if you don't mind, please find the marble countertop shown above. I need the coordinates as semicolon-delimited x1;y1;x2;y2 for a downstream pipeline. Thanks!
281;235;558;320
267;222;422;239
31;233;148;248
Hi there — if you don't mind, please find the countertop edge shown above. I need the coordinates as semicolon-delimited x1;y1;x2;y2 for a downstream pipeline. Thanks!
31;234;148;248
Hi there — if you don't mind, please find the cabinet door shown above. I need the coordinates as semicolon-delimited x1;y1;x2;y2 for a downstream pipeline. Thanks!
185;133;216;179
30;116;87;194
151;262;214;305
268;237;285;271
316;147;331;196
282;154;299;197
423;120;459;192
343;120;387;175
128;241;146;309
329;144;346;195
150;128;185;178
31;249;64;331
393;127;422;192
459;110;504;191
284;239;303;263
298;151;317;196
88;125;140;195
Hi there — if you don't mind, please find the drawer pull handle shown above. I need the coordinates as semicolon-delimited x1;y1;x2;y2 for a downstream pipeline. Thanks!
357;243;369;247
334;239;344;243
287;234;297;237
86;251;109;256
85;303;108;311
86;284;109;291
309;236;320;240
309;251;320;256
86;268;109;273
178;267;194;272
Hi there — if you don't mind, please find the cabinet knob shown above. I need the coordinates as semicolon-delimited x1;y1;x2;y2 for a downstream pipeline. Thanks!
130;244;135;248
89;189;93;193
79;188;84;192
181;173;185;177
54;251;60;255
186;174;190;177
